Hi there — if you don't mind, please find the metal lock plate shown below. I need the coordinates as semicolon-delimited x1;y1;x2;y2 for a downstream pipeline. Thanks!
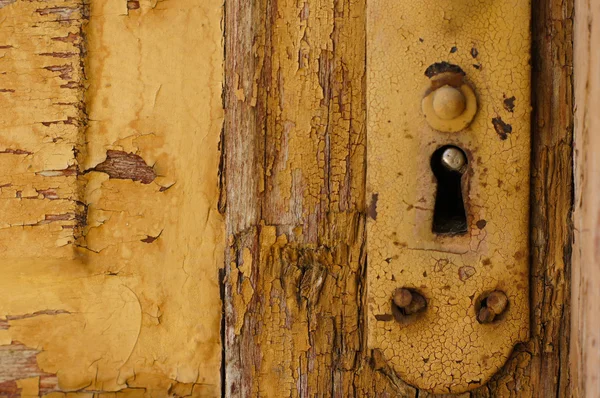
366;0;531;393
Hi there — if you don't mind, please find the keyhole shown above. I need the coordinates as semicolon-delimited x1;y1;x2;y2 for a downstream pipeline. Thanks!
431;145;468;235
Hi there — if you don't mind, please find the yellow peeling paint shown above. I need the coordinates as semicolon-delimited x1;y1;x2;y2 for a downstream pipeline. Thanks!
367;0;531;394
222;0;370;394
0;0;223;395
16;377;39;397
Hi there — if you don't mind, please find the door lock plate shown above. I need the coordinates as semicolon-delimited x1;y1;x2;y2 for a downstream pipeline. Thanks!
366;1;531;393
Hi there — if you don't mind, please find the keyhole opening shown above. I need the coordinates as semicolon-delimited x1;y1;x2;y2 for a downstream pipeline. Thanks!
431;145;468;235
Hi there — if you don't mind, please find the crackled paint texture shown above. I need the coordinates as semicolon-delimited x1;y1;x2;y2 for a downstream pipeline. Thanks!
367;0;531;393
222;0;384;396
224;0;573;396
0;0;223;396
0;0;574;395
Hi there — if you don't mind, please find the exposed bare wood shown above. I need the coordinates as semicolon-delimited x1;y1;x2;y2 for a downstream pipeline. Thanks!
573;0;600;396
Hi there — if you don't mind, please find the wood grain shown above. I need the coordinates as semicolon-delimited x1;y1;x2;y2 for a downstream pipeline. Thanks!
573;0;600;396
222;0;389;395
477;0;575;395
223;0;574;396
0;0;575;394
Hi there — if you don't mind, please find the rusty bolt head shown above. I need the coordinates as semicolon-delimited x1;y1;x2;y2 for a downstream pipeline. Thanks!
393;288;413;308
478;290;509;324
404;292;427;315
478;306;496;323
486;291;508;314
392;288;427;317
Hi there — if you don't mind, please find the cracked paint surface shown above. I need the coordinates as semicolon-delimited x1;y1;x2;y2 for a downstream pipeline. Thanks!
0;0;223;395
367;0;531;393
220;0;400;396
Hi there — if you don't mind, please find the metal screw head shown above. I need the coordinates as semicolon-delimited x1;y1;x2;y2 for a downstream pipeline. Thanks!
477;290;509;324
404;293;427;315
477;307;496;323
441;147;467;172
486;291;508;314
392;288;427;318
393;288;413;308
432;85;466;120
422;67;478;133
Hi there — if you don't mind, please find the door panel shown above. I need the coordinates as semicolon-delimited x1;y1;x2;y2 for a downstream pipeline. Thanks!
0;0;577;396
0;0;223;395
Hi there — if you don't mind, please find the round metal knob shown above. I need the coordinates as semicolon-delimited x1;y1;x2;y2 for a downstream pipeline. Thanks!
432;85;466;120
421;68;478;133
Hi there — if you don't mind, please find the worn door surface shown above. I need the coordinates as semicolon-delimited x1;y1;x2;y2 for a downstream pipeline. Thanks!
0;0;223;395
1;0;596;396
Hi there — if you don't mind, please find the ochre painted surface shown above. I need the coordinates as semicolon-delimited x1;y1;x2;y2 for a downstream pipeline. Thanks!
0;0;223;395
221;0;393;396
222;0;572;395
367;0;531;393
0;0;575;395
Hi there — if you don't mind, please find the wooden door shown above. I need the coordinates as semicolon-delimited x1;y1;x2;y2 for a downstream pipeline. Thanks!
0;0;224;395
0;0;597;396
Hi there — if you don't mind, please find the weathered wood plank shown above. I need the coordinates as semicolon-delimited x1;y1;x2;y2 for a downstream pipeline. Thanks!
478;0;574;395
0;0;85;259
222;0;394;396
0;0;86;392
0;0;575;394
572;0;600;396
0;0;224;395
